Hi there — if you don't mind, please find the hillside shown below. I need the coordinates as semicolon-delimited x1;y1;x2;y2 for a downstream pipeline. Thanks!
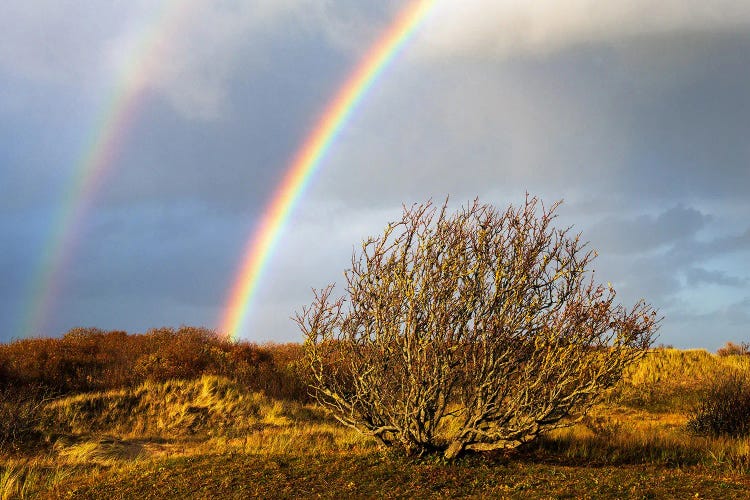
2;330;750;498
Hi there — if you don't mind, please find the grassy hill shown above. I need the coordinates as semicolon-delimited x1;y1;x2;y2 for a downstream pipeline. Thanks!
2;329;750;498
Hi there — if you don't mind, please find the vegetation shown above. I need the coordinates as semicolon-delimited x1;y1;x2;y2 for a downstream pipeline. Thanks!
298;198;658;458
2;329;750;497
688;371;750;437
0;326;307;401
612;348;750;412
717;341;750;357
0;326;307;456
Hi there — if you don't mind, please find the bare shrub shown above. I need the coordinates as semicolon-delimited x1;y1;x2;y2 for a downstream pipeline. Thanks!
297;197;659;459
688;372;750;437
717;341;750;357
0;385;51;453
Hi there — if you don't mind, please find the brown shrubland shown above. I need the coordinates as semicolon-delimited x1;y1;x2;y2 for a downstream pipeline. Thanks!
0;326;306;401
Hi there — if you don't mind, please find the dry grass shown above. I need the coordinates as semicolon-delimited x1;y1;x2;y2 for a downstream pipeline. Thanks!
40;375;323;439
537;405;750;472
0;458;84;500
3;347;750;498
611;348;750;411
1;375;371;498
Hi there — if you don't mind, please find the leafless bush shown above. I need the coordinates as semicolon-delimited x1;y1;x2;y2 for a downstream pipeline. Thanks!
297;197;658;459
689;371;750;437
716;341;750;357
0;385;52;453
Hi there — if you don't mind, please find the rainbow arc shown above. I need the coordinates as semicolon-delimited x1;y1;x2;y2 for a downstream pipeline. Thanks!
219;0;436;340
20;0;435;341
21;2;196;338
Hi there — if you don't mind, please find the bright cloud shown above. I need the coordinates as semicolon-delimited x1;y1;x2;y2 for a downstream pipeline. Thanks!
417;0;750;59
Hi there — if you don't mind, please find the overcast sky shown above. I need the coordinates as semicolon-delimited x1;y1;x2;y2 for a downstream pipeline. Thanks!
1;1;748;349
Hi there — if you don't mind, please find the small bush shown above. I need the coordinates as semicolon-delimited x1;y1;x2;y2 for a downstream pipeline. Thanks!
688;372;750;437
717;341;750;357
0;386;50;453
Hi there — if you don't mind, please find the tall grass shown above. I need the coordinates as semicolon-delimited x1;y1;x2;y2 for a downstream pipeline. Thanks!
0;374;372;498
611;348;750;411
41;375;326;440
0;458;83;500
536;407;750;473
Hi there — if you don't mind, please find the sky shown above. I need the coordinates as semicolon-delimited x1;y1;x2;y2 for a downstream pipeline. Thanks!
1;0;749;349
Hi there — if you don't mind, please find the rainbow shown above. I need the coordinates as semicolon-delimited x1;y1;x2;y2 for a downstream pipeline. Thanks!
220;0;436;340
20;2;196;338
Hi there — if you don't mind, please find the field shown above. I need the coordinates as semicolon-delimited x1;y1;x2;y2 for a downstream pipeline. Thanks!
2;329;750;499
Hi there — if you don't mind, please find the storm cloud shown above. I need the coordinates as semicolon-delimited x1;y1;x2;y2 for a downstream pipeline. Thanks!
0;1;748;349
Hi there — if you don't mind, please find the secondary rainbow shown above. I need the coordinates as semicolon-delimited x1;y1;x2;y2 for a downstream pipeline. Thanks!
20;1;196;338
220;0;436;340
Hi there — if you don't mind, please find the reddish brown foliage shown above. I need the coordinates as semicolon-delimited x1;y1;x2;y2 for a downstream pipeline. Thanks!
0;326;308;402
716;341;750;357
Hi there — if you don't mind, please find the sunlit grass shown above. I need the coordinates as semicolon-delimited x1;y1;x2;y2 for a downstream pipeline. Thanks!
537;405;750;472
3;348;750;497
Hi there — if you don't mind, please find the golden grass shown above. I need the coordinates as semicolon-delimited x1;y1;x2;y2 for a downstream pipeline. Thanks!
626;348;750;386
0;457;84;500
538;402;750;473
4;348;750;497
610;348;750;411
40;375;326;439
1;375;374;498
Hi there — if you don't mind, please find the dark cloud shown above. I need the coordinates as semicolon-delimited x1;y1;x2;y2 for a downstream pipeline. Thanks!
668;297;750;348
87;24;356;216
0;2;749;347
589;209;750;300
615;34;750;203
586;206;711;255
685;267;748;287
40;202;246;330
308;32;750;216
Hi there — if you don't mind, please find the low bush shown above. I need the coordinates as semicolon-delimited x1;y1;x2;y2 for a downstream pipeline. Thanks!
0;386;51;453
717;341;750;357
688;372;750;437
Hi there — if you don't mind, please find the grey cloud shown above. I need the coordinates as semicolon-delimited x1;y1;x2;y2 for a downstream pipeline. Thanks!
70;203;241;304
0;0;341;119
2;1;749;349
667;227;750;265
309;31;750;215
615;36;750;203
587;206;711;255
93;37;352;214
416;1;750;60
595;221;750;299
726;298;750;326
29;201;243;338
668;297;750;347
685;267;748;287
0;1;150;84
568;204;750;348
138;0;323;120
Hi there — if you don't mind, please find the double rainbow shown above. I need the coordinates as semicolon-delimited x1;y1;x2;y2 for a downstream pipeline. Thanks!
219;0;436;339
21;1;434;340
